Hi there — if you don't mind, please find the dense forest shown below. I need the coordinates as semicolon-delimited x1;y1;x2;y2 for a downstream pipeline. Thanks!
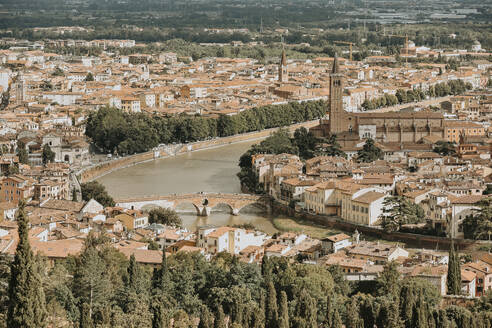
85;101;327;155
1;203;492;327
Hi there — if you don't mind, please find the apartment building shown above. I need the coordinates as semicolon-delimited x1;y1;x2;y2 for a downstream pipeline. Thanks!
445;121;485;143
0;175;35;203
196;226;270;255
304;180;389;226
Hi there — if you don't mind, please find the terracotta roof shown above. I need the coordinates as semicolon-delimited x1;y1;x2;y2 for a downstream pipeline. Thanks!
324;233;351;243
352;191;386;204
451;195;488;204
31;239;84;258
461;269;476;282
118;248;165;265
266;244;289;253
409;264;447;277
40;199;85;212
207;227;235;238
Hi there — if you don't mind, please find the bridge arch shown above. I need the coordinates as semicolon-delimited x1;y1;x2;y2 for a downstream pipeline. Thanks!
210;202;235;215
236;202;267;214
116;193;270;217
173;200;202;216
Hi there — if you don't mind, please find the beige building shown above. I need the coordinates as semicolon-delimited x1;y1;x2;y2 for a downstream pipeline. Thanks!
304;180;388;226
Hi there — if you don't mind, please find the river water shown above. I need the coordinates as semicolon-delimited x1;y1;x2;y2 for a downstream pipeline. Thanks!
97;140;281;233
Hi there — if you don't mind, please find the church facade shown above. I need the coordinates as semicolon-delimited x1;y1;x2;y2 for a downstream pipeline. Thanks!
311;55;446;146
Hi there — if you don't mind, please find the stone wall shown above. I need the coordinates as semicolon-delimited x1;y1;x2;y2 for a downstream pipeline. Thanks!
78;151;155;183
78;120;319;183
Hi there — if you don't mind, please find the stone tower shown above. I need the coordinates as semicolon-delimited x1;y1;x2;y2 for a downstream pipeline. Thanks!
329;54;345;134
15;73;25;106
278;48;288;83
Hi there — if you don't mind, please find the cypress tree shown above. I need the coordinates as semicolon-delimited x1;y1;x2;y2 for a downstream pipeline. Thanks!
127;254;138;290
151;251;174;328
249;304;265;328
293;289;317;328
214;305;226;328
278;291;289;328
261;255;272;278
7;200;47;328
198;306;213;328
346;298;361;328
79;303;92;328
265;280;278;328
325;295;333;327
447;241;461;295
411;293;429;328
332;308;343;328
152;250;168;291
386;299;404;328
151;302;163;328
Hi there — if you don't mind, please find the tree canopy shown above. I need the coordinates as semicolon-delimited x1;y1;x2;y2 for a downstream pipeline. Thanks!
380;196;426;232
148;208;182;227
357;138;383;163
86;100;327;155
80;181;115;207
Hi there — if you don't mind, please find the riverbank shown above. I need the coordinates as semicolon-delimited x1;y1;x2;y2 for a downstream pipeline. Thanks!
271;200;487;251
77;119;319;183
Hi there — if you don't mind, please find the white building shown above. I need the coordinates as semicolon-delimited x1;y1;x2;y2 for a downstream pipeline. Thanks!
197;226;270;255
322;233;352;254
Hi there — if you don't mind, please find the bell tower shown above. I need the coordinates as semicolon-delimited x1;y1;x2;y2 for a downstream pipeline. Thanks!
279;48;288;83
329;54;345;134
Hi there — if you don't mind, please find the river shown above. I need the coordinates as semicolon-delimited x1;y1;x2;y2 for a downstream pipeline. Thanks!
97;140;282;233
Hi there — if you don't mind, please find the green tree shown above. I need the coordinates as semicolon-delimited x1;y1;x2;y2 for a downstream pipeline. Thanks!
316;134;346;158
292;289;317;328
433;141;456;156
16;140;28;165
380;196;425;232
85;72;94;81
293;127;317;159
7;200;47;328
461;198;492;240
79;303;92;328
447;241;461;295
332;308;343;328
265;280;278;328
346;297;362;328
80;181;115;207
42;144;56;164
356;138;383;163
151;251;174;328
0;89;10;110
278;291;289;328
214;305;226;328
148;208;182;227
377;261;401;297
73;235;112;324
198;305;213;328
52;67;64;76
6;164;19;176
483;185;492;195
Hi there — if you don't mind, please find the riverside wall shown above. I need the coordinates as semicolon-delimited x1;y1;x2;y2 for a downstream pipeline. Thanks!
78;120;319;183
272;202;482;251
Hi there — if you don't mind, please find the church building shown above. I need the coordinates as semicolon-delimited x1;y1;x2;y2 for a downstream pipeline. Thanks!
310;55;446;146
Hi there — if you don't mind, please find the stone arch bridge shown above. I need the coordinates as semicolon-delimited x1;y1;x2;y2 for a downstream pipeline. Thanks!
115;192;271;216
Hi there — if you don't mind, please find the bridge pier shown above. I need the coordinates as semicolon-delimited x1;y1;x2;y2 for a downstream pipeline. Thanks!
198;206;211;216
232;208;240;216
